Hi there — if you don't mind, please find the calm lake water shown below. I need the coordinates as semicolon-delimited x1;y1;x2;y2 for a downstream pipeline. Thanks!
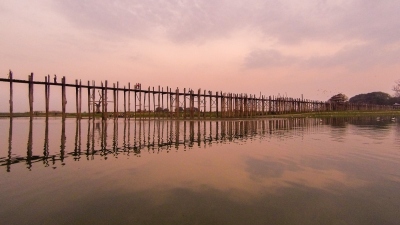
1;117;400;225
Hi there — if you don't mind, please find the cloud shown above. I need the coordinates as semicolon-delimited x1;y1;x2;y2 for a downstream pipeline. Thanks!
244;49;297;69
54;0;251;42
305;42;400;70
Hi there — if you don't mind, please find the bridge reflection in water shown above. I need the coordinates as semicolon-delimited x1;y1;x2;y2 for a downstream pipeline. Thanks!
1;116;394;172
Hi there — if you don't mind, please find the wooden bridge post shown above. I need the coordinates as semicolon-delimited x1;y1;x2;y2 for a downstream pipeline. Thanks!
189;90;193;119
157;86;161;118
124;86;127;118
9;70;13;117
45;75;49;118
104;80;108;119
101;82;105;119
61;76;66;119
128;83;131;117
143;88;147;117
175;88;179;118
134;88;137;117
216;92;219;118
262;95;265;115
75;79;79;118
220;93;223;118
203;90;206;118
161;87;164;118
169;87;173;118
209;90;212;118
92;81;96;118
79;80;82;118
113;83;117;118
117;82;119;117
148;86;151;118
87;81;91;118
153;87;156;118
28;73;34;117
268;96;271;114
138;88;142;117
239;94;243;117
183;88;187;118
166;86;169;118
197;89;201;119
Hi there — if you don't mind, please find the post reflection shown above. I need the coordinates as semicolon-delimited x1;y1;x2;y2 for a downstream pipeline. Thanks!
1;116;397;171
43;118;49;167
7;118;12;172
73;119;81;161
26;118;33;170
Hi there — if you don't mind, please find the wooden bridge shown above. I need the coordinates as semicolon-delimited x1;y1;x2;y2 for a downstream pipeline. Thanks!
0;71;395;119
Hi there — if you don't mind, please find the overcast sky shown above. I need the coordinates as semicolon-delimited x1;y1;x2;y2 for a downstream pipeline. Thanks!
1;0;400;112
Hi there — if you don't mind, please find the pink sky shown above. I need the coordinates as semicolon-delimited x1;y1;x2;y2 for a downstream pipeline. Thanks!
1;1;400;112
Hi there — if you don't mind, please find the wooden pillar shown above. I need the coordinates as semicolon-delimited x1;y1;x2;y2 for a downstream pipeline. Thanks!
45;75;50;118
175;88;179;118
161;87;164;118
113;83;117;118
9;70;13;117
148;86;151;118
128;83;131;117
169;87;173;118
239;94;243;117
101;82;105;119
92;81;96;118
139;89;142;117
28;73;34;117
87;81;91;118
124;86;127;118
190;90;194;119
79;80;82;118
158;86;161;118
166;86;169;117
221;93;224;118
134;89;137;117
104;80;108;119
203;90;206;118
216;92;219;118
61;76;66;119
183;88;187;118
76;79;79;118
209;90;212;119
198;89;201;119
117;82;119;117
153;87;156;118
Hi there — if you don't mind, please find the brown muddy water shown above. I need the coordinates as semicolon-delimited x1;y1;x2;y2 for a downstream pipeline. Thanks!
1;117;400;225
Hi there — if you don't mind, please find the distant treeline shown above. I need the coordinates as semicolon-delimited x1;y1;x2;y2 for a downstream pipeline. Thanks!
349;92;400;105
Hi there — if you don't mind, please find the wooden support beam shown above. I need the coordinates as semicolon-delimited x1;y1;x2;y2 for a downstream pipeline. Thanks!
45;75;50;118
28;73;34;117
9;70;13;117
61;76;66;119
113;83;117;118
124;86;126;118
175;88;179;118
76;79;79;118
197;89;201;119
87;81;91;118
183;88;187;119
128;83;131;117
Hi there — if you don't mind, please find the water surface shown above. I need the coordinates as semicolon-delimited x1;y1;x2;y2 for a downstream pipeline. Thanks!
1;117;399;225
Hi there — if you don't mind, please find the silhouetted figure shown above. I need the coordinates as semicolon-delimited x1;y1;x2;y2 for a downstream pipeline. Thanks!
54;74;57;83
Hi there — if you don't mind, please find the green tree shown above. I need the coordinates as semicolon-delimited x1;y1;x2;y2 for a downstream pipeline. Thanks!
349;92;391;105
328;93;348;103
